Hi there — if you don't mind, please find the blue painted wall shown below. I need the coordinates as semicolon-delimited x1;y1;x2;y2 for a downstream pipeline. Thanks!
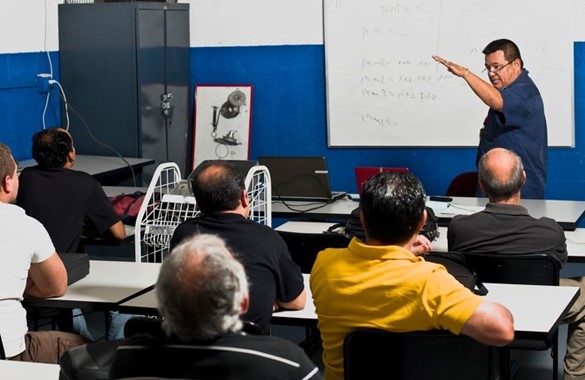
2;44;585;200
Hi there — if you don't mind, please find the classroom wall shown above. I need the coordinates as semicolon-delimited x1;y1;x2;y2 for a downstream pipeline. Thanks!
1;1;585;202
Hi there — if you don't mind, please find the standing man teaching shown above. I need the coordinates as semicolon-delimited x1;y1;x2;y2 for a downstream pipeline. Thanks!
433;38;548;199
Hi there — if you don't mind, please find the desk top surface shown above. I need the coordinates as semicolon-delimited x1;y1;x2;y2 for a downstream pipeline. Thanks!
274;196;585;230
272;275;578;337
430;197;585;230
118;269;577;338
276;221;585;262
0;360;60;379
25;260;161;309
18;155;155;177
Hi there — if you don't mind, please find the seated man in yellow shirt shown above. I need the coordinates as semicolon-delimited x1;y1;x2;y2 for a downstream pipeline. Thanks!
310;171;514;380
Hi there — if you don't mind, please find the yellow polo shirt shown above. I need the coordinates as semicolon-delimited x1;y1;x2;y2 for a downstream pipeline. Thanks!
310;238;485;380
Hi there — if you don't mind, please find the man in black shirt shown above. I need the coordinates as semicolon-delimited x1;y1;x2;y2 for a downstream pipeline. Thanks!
17;128;125;253
170;160;305;334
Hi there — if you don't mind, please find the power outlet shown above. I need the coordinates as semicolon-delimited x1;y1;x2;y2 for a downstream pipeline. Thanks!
37;73;53;93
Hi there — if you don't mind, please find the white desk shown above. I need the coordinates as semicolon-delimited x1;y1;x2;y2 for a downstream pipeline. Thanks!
271;275;579;343
483;283;578;340
118;288;159;315
0;360;60;379
433;226;585;263
272;197;359;221
430;197;585;231
275;221;339;234
18;155;155;179
276;221;585;263
24;260;161;310
117;270;579;342
273;196;585;231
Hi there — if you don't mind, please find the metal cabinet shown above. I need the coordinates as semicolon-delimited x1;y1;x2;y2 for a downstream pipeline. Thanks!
58;2;191;184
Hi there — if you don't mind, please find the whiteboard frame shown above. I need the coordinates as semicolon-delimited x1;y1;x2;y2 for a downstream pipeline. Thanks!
323;0;575;148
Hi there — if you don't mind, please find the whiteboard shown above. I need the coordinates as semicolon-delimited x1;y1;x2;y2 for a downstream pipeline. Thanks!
324;0;574;147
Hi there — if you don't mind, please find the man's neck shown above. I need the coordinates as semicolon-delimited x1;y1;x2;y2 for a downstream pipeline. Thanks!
488;193;521;205
0;194;13;204
221;208;248;218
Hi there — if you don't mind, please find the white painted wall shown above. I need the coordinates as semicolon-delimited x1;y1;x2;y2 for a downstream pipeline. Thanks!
0;0;323;53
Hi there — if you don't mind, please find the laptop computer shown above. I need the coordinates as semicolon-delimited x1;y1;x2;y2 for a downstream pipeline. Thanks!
259;156;346;201
355;166;409;196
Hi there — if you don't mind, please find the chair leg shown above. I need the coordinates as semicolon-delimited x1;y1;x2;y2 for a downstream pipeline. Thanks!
552;330;559;380
499;347;511;380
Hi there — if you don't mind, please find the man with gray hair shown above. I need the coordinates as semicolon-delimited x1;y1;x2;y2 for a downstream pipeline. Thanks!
448;147;585;380
107;233;321;379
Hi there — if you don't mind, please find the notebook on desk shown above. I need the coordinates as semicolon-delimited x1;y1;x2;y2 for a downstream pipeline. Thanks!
258;156;346;201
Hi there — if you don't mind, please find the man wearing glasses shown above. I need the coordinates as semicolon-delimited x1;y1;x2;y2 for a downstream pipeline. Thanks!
433;39;547;199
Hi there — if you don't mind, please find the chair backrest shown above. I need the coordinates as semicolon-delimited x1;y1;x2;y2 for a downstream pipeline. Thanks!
446;171;478;197
277;230;351;273
343;328;495;380
461;252;560;286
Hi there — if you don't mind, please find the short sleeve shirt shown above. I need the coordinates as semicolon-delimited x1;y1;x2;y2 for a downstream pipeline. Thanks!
310;238;484;380
477;69;547;199
0;203;55;357
17;166;121;253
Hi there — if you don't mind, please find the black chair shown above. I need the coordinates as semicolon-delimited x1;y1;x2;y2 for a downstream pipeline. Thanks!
343;328;497;380
446;171;478;197
278;230;351;273
461;252;561;380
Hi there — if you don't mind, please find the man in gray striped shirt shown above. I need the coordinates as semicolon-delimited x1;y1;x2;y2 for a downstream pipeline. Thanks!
109;233;322;379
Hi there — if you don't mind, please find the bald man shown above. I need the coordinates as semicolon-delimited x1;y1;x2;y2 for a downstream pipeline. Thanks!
447;147;585;380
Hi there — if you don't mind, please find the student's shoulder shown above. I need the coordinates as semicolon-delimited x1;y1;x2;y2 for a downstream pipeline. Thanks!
221;332;307;353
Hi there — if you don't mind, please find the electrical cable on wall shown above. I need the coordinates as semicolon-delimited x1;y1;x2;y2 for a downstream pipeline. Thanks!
50;80;70;131
64;100;137;187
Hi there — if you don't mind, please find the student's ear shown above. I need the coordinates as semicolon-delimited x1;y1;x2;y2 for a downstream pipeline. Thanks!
359;209;368;231
416;208;428;233
3;173;17;195
521;170;527;185
478;179;486;193
67;149;75;164
240;189;249;209
239;295;250;315
1;175;10;193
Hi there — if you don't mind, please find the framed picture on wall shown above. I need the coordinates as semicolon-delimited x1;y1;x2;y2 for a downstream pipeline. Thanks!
192;85;253;169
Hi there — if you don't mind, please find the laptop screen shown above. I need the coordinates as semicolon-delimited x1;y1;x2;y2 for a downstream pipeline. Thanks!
259;156;339;201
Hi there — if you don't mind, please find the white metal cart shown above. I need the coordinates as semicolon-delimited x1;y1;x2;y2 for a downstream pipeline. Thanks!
134;162;271;263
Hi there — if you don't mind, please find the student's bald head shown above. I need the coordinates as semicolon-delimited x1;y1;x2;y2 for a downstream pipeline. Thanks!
478;148;525;201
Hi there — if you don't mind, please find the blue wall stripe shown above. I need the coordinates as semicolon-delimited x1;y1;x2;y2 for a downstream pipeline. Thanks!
1;45;584;203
